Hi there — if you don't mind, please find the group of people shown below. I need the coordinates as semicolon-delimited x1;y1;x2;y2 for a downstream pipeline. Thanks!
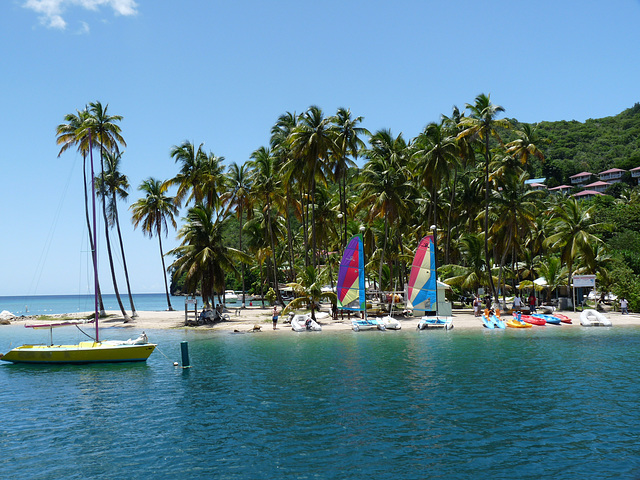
472;292;538;317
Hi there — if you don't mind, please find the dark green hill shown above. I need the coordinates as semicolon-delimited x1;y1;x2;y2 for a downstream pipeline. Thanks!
509;103;640;186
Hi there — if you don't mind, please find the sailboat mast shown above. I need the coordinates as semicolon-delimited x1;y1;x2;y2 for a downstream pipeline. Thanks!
89;129;99;342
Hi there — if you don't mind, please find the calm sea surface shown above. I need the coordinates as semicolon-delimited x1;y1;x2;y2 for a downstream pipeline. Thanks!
0;293;190;316
1;325;639;479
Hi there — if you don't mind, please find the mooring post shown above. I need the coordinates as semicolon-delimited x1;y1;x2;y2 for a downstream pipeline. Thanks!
180;341;191;368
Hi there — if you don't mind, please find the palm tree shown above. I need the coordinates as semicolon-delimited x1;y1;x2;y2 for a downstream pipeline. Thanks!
55;108;107;316
97;151;137;317
544;197;604;305
505;123;546;170
131;178;179;311
221;162;253;307
169;141;208;206
359;129;415;290
271;111;301;279
288;105;335;269
458;93;511;303
412;121;457;235
330;108;369;248
85;101;129;320
248;146;284;305
282;265;337;321
168;205;245;309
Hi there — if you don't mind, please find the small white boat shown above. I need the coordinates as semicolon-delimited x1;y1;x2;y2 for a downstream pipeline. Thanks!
378;315;402;330
224;290;239;304
291;314;322;332
417;316;453;330
580;309;612;327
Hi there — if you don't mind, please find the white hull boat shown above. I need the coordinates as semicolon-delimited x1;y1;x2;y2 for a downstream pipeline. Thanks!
378;315;402;330
291;314;322;332
580;309;612;326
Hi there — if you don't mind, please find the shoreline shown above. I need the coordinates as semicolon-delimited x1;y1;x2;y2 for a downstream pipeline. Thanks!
4;306;640;333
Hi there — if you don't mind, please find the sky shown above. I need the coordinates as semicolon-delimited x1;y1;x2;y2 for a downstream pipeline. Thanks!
1;0;640;296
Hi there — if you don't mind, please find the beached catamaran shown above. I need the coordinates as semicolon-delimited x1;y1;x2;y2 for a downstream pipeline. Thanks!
337;235;383;331
1;132;155;364
408;235;453;330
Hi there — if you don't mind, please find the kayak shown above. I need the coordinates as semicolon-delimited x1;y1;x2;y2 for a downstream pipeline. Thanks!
533;314;561;325
506;318;532;328
481;313;495;329
492;314;506;329
520;314;545;326
553;313;572;324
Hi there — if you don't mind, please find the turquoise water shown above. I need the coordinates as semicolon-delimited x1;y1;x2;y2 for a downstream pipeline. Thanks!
1;326;639;479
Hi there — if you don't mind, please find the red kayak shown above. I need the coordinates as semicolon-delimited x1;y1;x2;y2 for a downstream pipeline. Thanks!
519;314;545;326
553;313;572;324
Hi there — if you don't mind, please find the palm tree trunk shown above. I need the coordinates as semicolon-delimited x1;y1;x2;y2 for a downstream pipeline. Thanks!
112;194;137;317
483;138;498;303
239;206;246;308
446;167;458;265
157;222;174;311
267;201;284;306
101;194;130;321
311;174;317;270
83;153;106;316
378;217;389;292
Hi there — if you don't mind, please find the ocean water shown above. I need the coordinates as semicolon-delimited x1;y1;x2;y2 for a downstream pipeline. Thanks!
1;326;639;479
0;293;189;316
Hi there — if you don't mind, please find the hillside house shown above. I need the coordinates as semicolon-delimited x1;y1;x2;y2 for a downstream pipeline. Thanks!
548;185;572;195
570;171;593;186
583;180;611;193
598;168;626;183
631;166;640;183
572;189;604;200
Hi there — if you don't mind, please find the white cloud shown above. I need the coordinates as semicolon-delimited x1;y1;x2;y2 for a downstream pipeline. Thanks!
23;0;138;30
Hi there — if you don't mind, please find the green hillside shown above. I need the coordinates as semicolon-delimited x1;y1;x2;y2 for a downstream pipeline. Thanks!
511;103;640;186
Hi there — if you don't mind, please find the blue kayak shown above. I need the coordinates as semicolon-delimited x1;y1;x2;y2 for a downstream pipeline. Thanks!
492;314;507;329
481;315;495;329
533;314;561;325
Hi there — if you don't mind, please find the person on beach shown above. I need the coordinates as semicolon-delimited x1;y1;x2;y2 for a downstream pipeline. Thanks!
528;293;537;314
620;297;629;315
513;294;522;312
473;296;480;317
272;305;279;329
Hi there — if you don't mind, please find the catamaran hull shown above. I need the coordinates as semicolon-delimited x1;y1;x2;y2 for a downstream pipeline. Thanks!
417;316;453;330
0;342;156;364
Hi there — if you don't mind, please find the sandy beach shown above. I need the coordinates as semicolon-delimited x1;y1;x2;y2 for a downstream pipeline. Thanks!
6;305;640;333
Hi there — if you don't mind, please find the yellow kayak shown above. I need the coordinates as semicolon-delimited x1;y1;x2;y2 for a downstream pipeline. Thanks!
506;318;532;328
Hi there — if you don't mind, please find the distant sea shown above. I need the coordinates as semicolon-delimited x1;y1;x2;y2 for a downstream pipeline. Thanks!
0;293;185;316
1;326;639;479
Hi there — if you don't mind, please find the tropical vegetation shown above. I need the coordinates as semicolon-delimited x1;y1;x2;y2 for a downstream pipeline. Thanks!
55;98;640;317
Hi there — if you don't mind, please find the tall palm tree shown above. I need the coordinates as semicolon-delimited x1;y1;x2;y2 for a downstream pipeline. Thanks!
169;141;208;206
458;93;510;303
131;178;179;311
85;101;129;320
248;146;284;305
505;123;546;170
55;108;107;316
359;129;415;289
330;107;369;248
412;121;457;235
168;205;245;309
271;111;301;279
288;105;335;269
97;151;137;317
221;162;253;307
544;197;604;303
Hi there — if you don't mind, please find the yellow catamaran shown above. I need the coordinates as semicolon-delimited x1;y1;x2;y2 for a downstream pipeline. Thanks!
1;130;155;364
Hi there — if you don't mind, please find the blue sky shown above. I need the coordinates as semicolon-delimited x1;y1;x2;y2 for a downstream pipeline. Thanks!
2;0;640;296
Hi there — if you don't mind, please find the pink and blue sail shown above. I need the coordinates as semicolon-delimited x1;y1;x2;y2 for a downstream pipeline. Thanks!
337;235;365;311
408;234;437;312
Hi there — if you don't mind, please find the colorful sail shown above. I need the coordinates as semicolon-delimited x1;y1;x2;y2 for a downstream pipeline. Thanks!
337;235;365;311
407;235;437;312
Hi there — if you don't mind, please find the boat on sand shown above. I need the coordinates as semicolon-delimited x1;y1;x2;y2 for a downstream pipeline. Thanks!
580;309;612;326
